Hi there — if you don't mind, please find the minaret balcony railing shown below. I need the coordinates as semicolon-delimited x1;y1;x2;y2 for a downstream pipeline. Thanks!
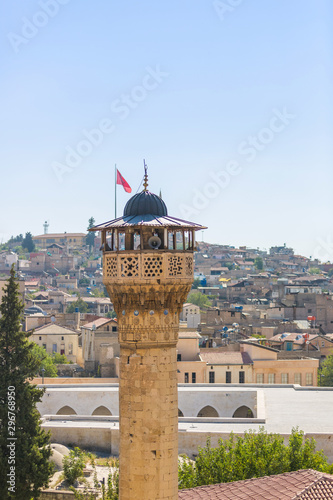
103;250;193;282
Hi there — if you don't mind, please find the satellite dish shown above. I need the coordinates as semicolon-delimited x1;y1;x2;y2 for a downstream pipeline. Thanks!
148;236;161;249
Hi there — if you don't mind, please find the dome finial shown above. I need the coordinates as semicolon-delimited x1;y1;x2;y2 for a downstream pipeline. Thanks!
143;159;148;191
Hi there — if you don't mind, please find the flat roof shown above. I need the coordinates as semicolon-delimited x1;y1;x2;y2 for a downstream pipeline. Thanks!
40;384;333;434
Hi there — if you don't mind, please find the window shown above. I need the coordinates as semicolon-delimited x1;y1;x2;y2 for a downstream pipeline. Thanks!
68;343;73;355
231;311;235;317
226;371;231;383
294;373;301;385
239;371;245;383
321;341;325;347
39;336;42;341
256;373;264;384
306;373;313;386
184;373;189;383
107;326;109;331
52;343;57;353
61;336;64;341
42;343;46;350
268;373;275;384
192;373;196;384
281;373;288;384
112;326;117;332
308;309;312;313
177;354;182;361
209;371;215;383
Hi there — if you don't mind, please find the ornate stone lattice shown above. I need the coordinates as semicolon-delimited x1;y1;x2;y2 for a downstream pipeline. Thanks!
105;255;118;278
167;255;183;276
120;256;139;278
143;256;163;278
185;255;193;276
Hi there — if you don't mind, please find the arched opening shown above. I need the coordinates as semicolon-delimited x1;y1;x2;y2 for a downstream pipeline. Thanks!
56;406;77;416
178;409;184;417
197;405;219;418
92;406;112;416
233;406;254;418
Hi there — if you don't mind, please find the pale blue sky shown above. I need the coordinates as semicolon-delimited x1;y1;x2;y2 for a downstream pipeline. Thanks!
1;1;332;257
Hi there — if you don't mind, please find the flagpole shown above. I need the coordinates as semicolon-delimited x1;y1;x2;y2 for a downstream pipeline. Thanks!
115;164;117;218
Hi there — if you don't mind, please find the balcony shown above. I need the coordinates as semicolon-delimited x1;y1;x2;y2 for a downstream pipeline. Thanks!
103;251;193;283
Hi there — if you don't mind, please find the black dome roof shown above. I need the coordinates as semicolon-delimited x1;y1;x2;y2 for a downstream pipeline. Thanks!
123;190;168;217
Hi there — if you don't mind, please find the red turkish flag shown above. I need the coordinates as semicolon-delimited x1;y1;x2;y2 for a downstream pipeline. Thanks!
116;169;132;193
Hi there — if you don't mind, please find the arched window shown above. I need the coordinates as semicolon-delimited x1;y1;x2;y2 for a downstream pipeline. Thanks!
178;409;184;417
92;406;112;416
56;406;77;415
197;406;219;418
232;406;254;418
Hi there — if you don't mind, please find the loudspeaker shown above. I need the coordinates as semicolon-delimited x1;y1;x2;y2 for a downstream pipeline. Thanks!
148;235;162;249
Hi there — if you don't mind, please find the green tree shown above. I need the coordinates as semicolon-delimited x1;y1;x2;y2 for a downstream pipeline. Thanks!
79;277;90;286
178;427;331;489
106;311;117;319
52;352;70;364
254;257;264;270
328;268;333;277
31;344;58;377
309;267;321;275
178;456;197;489
0;266;53;499
187;291;211;308
318;354;333;386
22;232;35;253
63;447;86;486
191;278;201;289
287;428;329;472
66;297;88;314
86;217;96;254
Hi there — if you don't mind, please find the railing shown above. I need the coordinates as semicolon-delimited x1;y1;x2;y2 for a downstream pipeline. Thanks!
103;251;193;281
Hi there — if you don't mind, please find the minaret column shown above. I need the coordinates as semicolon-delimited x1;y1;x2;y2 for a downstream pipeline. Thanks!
106;275;191;500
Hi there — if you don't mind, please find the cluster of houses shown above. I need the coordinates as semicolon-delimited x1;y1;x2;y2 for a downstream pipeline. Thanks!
0;233;332;386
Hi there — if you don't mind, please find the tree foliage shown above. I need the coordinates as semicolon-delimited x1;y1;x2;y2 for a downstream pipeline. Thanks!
0;266;53;499
187;291;211;308
309;267;321;275
31;344;70;377
86;217;96;253
22;232;35;253
63;447;86;486
178;427;332;489
31;344;58;377
67;297;88;313
191;278;201;290
254;257;264;270
318;354;333;386
106;311;117;319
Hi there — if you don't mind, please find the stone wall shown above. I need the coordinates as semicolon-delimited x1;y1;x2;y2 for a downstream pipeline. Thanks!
40;491;74;500
41;424;333;464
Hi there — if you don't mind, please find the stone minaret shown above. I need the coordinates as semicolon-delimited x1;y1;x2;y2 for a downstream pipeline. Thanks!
90;170;206;500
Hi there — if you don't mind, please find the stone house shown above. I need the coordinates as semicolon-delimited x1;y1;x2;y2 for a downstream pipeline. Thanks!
80;317;119;376
30;323;80;364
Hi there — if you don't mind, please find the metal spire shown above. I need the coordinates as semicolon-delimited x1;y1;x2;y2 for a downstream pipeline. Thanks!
143;159;148;191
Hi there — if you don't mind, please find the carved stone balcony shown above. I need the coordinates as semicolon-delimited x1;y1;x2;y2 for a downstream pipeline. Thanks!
103;251;194;284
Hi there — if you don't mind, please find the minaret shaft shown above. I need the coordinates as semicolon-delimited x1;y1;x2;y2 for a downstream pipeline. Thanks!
119;344;178;499
105;264;192;500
